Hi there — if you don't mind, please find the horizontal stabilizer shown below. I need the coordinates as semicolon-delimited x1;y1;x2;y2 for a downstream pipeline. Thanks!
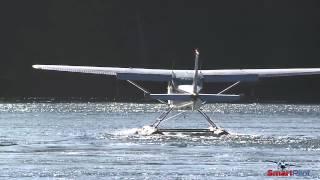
117;73;171;81
204;74;258;83
149;93;241;103
149;94;192;101
198;94;241;103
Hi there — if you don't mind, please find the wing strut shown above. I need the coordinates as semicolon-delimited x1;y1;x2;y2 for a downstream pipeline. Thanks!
218;81;240;94
127;80;150;94
126;80;166;104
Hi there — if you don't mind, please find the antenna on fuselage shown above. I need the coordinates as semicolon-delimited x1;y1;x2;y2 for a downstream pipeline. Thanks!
171;59;175;76
192;49;200;94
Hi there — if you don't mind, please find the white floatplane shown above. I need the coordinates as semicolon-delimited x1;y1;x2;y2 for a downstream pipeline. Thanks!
33;49;320;136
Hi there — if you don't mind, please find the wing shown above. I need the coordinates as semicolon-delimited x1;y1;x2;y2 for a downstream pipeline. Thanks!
201;69;320;82
33;65;320;82
32;65;176;81
32;65;174;76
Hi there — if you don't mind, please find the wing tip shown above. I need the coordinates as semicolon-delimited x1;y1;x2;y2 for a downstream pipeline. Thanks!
32;65;42;69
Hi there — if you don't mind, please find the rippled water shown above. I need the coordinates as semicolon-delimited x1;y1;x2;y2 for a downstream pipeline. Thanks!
0;103;319;179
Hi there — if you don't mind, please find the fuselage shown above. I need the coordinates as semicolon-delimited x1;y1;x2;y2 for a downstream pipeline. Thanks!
167;77;203;110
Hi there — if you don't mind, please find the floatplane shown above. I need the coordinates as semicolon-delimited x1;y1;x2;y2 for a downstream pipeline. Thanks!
33;49;320;136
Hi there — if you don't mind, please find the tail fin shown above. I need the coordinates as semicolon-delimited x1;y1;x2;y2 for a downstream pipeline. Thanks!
192;49;200;94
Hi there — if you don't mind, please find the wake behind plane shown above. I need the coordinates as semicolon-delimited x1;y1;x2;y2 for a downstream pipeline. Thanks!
33;49;320;136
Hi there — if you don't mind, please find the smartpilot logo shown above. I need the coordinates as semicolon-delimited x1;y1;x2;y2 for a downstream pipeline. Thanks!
266;160;311;177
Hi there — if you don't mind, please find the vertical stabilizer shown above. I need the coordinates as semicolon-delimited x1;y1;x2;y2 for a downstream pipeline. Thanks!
192;49;200;94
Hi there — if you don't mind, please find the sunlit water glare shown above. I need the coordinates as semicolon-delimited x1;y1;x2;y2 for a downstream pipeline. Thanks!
0;103;319;179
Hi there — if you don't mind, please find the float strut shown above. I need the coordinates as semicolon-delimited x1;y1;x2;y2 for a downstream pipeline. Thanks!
197;109;217;128
152;107;173;128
